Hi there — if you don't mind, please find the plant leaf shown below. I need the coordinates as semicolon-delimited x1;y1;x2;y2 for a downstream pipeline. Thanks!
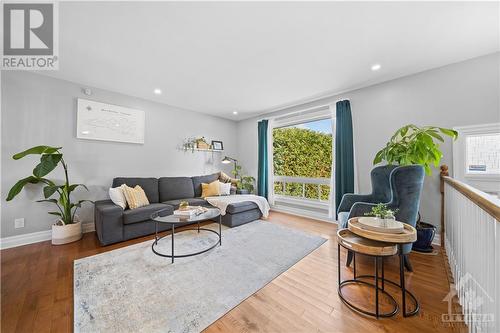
33;154;62;178
71;199;93;208
6;176;40;201
48;211;62;216
13;146;61;160
43;185;62;199
427;131;444;142
373;150;384;165
438;128;458;140
68;184;89;193
36;198;58;204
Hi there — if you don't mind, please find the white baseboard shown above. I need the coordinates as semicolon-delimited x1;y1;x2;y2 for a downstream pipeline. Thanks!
270;206;336;224
0;222;95;250
432;233;441;246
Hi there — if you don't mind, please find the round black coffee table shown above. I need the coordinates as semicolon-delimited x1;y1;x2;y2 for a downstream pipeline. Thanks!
150;208;222;263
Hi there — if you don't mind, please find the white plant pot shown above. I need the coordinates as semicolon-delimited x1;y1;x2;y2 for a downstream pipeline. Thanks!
51;221;82;245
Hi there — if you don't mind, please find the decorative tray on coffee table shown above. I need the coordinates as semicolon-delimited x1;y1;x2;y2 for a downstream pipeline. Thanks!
357;216;405;234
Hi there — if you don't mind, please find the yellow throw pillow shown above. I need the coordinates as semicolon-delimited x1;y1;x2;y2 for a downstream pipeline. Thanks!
201;180;221;198
121;184;150;209
219;171;239;185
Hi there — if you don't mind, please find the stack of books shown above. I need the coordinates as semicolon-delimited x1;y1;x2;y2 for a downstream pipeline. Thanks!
173;206;208;218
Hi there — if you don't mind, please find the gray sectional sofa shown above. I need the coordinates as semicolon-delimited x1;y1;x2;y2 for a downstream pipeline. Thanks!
94;172;262;245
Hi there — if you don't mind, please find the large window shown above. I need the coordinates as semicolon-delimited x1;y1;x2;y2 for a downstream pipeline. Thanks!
272;118;333;201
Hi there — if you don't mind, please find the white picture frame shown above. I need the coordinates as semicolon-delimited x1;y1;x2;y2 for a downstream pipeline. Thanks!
76;98;145;144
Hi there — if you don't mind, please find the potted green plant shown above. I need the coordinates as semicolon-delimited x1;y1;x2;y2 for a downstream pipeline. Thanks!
238;176;256;194
6;146;91;245
364;203;398;226
230;164;255;194
373;124;457;250
373;124;458;175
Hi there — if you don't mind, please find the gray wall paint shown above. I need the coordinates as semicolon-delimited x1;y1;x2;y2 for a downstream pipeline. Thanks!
236;53;500;231
2;53;498;238
1;71;237;238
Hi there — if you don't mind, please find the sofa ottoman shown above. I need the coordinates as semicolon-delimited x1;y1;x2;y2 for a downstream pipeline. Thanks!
222;201;262;227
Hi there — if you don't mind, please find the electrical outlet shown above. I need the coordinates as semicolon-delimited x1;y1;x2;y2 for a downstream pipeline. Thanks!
14;218;25;229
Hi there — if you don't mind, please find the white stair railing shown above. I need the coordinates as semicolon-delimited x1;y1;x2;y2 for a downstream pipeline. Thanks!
441;165;500;333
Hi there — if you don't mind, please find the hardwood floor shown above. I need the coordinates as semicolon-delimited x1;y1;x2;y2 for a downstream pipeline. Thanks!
1;211;465;332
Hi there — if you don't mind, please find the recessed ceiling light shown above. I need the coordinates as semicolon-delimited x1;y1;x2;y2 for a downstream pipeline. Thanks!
232;111;238;115
371;64;381;71
153;88;162;95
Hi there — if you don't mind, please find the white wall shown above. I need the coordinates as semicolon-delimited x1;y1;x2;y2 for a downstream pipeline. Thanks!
236;53;500;231
1;71;237;238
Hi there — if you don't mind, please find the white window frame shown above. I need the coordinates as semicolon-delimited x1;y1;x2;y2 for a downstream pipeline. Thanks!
268;105;335;220
453;123;500;194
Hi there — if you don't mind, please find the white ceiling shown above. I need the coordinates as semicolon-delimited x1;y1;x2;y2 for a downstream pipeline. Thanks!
43;1;499;120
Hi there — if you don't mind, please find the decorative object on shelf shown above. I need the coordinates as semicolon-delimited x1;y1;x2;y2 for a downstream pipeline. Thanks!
77;98;145;144
6;145;92;245
373;124;458;174
182;137;224;153
412;213;436;253
183;137;197;152
196;137;210;150
211;140;223;151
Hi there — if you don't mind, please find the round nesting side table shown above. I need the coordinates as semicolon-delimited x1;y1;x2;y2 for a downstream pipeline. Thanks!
337;217;419;319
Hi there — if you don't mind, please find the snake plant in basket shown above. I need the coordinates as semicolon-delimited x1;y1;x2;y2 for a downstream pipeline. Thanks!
6;146;92;245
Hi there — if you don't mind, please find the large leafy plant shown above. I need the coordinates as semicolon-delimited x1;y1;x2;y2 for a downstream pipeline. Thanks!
6;146;91;225
373;125;458;174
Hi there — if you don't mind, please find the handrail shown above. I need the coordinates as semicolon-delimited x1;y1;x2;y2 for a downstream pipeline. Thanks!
440;166;500;221
443;177;500;220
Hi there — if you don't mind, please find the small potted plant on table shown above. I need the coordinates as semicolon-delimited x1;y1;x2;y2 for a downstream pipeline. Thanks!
364;203;398;226
6;146;92;245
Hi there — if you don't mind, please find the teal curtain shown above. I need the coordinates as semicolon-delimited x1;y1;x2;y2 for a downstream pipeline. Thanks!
335;100;354;217
257;120;269;198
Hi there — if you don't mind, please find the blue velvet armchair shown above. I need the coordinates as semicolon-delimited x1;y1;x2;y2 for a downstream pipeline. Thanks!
337;164;425;271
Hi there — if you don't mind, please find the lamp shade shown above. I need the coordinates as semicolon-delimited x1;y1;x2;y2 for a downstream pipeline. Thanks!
222;156;237;164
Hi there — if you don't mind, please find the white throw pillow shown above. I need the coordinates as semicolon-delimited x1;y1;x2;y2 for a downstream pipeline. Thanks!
219;182;231;196
109;187;127;209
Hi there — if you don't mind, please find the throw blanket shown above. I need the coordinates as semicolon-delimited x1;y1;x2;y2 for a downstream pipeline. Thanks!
206;195;270;218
